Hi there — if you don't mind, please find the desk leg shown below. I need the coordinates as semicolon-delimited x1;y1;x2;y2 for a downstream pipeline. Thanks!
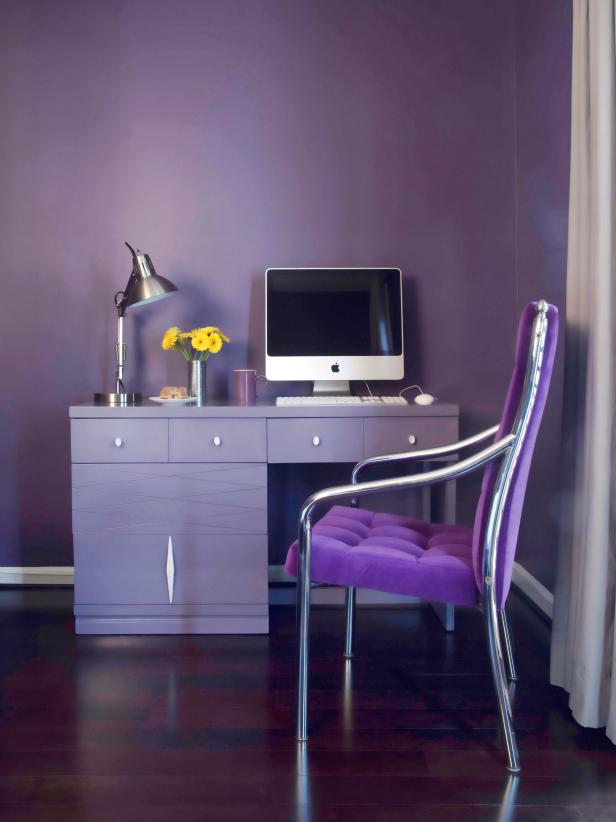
429;474;456;633
421;485;431;521
431;601;455;631
444;476;457;522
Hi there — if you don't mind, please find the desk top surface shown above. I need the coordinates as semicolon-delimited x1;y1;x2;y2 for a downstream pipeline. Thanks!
70;400;459;419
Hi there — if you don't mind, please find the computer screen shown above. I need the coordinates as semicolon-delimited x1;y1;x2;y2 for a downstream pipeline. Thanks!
265;268;404;385
266;268;402;357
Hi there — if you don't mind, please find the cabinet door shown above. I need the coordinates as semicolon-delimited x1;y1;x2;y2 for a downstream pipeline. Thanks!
74;533;268;606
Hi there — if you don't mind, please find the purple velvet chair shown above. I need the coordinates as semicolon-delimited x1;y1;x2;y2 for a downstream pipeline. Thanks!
285;300;558;772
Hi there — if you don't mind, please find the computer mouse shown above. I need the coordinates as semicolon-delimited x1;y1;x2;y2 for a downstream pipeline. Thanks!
414;393;436;406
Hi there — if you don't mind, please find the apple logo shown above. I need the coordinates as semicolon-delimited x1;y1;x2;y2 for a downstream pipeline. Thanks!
331;362;340;373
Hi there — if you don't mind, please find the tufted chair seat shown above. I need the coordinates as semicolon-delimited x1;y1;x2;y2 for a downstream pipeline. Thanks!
285;505;477;606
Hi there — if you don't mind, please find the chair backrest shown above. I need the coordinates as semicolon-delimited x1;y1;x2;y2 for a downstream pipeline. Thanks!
471;301;559;608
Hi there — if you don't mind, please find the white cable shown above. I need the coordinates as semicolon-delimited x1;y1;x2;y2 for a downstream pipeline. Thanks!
256;374;267;397
363;380;375;399
399;384;424;398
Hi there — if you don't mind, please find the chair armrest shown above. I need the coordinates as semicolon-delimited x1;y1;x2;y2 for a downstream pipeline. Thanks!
351;424;500;483
299;433;514;535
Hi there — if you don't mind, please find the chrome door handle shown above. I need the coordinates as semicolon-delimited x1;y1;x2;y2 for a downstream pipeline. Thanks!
408;435;417;445
166;536;175;604
113;437;124;448
212;436;222;447
312;435;321;446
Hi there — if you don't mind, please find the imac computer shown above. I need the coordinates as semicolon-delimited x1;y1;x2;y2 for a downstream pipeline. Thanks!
265;267;404;398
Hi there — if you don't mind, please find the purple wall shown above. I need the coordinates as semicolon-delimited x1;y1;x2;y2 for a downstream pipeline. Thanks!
0;0;570;588
513;0;571;589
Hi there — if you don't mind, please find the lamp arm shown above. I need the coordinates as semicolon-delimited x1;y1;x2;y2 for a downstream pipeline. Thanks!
114;313;126;393
114;290;127;316
114;242;140;317
112;264;139;390
115;269;138;317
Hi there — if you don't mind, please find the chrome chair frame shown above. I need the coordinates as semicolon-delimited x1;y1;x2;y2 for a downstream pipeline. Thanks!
345;425;518;680
294;301;549;773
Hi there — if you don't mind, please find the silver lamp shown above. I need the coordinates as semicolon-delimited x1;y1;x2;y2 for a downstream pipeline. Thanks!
94;242;178;406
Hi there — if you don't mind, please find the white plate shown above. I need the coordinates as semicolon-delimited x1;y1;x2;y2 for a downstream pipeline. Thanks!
149;396;197;405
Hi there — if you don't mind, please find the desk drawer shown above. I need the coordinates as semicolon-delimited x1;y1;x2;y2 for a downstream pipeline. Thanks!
363;417;458;459
72;463;267;535
169;419;266;462
74;533;268;606
71;419;168;463
267;418;363;463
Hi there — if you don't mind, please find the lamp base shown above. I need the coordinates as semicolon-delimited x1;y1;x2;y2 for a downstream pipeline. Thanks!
94;392;142;406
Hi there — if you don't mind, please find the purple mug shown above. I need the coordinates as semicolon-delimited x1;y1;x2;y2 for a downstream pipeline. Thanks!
233;369;258;405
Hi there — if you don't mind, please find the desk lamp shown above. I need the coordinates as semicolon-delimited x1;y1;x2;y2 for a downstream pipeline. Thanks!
94;242;178;406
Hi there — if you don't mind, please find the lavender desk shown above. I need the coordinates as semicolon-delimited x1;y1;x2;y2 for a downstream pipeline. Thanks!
69;402;459;634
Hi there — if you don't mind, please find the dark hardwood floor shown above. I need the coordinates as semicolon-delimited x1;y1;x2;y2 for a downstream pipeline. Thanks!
0;589;614;821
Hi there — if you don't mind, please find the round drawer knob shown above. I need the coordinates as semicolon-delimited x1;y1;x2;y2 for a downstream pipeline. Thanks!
408;434;417;446
212;435;222;447
312;435;321;446
113;437;124;448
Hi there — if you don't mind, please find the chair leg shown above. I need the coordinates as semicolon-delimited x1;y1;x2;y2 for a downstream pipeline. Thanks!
343;586;356;658
296;538;311;741
483;598;521;773
498;608;518;682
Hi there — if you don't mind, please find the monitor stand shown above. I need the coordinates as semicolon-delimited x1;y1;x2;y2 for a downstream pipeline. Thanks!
312;380;351;396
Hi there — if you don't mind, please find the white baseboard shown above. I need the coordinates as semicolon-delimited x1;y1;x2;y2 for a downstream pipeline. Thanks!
512;561;553;619
0;564;417;603
0;567;74;585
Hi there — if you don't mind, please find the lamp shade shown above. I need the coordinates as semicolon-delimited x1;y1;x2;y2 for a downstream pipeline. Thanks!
123;245;178;309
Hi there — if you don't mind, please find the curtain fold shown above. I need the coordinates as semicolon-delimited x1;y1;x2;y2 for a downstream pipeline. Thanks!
550;0;616;741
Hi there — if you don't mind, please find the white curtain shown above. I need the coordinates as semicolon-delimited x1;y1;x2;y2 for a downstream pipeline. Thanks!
550;0;616;741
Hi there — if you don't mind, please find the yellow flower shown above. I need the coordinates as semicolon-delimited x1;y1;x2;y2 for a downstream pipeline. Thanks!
208;331;223;353
178;332;193;340
193;326;230;344
161;326;180;351
191;330;212;352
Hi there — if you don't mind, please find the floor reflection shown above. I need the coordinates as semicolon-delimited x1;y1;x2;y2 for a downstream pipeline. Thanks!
290;656;522;819
496;774;520;822
342;658;353;731
292;741;521;821
165;664;178;730
294;741;314;822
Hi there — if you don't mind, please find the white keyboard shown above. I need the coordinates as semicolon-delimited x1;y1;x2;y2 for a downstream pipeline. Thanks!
276;395;407;406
